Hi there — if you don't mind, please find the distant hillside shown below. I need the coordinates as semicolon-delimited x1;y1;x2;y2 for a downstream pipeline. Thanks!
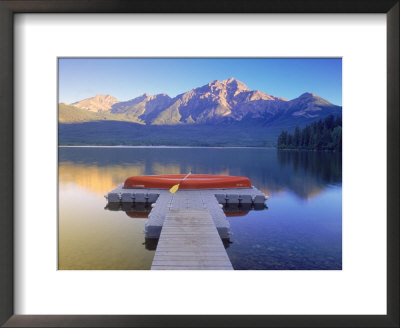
72;94;119;112
111;93;173;124
59;78;342;146
59;103;143;124
59;121;284;147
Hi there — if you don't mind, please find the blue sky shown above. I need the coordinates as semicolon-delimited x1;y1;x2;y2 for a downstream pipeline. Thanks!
58;58;342;105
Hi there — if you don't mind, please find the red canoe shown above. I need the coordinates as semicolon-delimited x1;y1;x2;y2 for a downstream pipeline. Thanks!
123;174;252;190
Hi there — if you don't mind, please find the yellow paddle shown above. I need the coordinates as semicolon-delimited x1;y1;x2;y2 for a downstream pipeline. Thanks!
169;171;192;193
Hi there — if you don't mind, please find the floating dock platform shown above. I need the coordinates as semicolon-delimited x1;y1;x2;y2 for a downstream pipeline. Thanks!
106;176;268;270
106;184;267;239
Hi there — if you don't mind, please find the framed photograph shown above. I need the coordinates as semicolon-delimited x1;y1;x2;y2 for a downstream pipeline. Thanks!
0;0;398;327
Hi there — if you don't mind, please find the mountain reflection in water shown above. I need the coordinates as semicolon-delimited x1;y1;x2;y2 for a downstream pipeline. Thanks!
59;147;341;199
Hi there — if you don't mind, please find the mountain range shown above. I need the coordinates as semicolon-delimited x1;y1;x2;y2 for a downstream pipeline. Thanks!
59;78;342;146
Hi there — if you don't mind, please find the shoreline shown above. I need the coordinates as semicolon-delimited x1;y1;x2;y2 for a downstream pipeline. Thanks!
58;145;276;149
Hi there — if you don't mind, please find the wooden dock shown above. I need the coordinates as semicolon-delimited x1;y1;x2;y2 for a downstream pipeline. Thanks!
151;209;233;270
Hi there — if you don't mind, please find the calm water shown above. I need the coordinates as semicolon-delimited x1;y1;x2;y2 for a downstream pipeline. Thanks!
58;147;342;270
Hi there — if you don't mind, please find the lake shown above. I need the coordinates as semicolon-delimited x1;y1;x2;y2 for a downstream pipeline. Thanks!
58;147;342;270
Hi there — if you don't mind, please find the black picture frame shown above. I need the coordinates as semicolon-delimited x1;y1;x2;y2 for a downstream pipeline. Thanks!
0;0;398;327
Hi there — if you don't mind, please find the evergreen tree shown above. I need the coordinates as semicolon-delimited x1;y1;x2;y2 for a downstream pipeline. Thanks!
293;125;301;147
332;126;342;152
287;134;293;147
277;130;285;148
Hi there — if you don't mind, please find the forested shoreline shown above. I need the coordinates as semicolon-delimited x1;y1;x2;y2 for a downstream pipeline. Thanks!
277;115;342;151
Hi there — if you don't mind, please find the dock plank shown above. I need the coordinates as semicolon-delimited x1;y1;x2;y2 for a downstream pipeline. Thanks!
151;209;233;270
155;252;228;257
152;266;233;270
